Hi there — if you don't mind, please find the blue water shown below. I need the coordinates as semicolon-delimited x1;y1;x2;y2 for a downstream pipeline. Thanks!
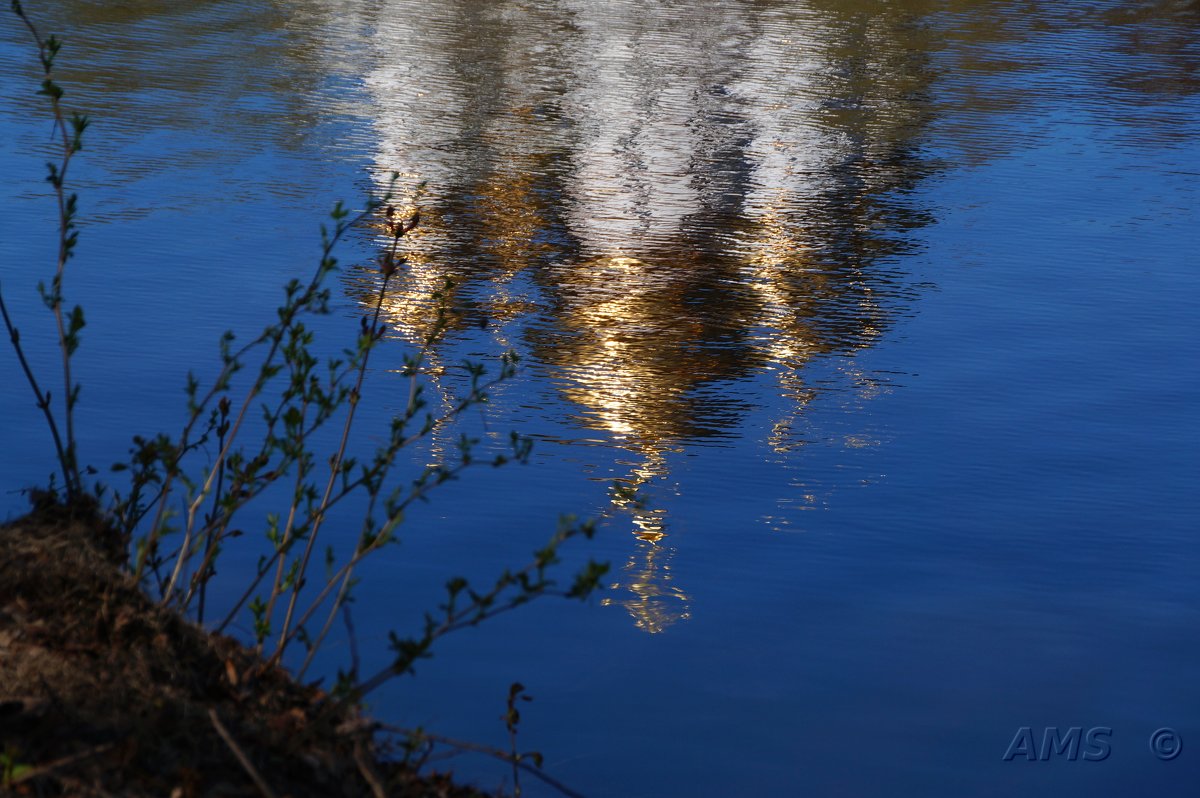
2;2;1199;795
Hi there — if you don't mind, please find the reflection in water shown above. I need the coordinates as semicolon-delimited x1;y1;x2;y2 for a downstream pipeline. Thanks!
599;451;690;632
602;542;691;635
2;2;1195;793
13;0;1186;634
344;0;939;631
0;1;374;221
332;0;1200;630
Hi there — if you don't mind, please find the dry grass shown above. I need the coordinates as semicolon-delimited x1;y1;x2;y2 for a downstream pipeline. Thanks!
0;501;483;798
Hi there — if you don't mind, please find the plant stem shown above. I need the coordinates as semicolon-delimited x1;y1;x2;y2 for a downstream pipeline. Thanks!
0;286;71;490
11;3;84;501
273;269;393;662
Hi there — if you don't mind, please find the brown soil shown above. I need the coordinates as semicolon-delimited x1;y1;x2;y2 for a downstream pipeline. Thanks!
0;500;482;798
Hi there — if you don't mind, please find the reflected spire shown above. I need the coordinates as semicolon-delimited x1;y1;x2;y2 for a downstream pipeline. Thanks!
601;448;690;634
601;542;690;635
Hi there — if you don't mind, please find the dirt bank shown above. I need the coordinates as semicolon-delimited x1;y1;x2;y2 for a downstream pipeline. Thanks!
0;501;480;797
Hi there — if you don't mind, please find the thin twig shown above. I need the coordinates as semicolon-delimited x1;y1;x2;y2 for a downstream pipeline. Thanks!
256;399;314;647
196;410;230;623
507;684;522;798
9;742;115;786
352;742;387;798
274;269;394;663
0;286;71;489
150;197;386;592
8;3;83;500
208;707;278;798
52;774;119;798
379;724;587;798
343;601;361;681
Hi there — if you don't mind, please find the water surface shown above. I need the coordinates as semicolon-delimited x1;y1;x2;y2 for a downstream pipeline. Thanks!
2;1;1198;795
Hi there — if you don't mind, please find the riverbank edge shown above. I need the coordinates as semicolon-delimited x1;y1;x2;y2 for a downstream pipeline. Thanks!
0;499;483;797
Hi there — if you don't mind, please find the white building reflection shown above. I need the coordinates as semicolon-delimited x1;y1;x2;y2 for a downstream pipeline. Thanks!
331;0;932;632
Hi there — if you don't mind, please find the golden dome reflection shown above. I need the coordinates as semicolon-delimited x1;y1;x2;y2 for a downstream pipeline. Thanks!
342;0;939;633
